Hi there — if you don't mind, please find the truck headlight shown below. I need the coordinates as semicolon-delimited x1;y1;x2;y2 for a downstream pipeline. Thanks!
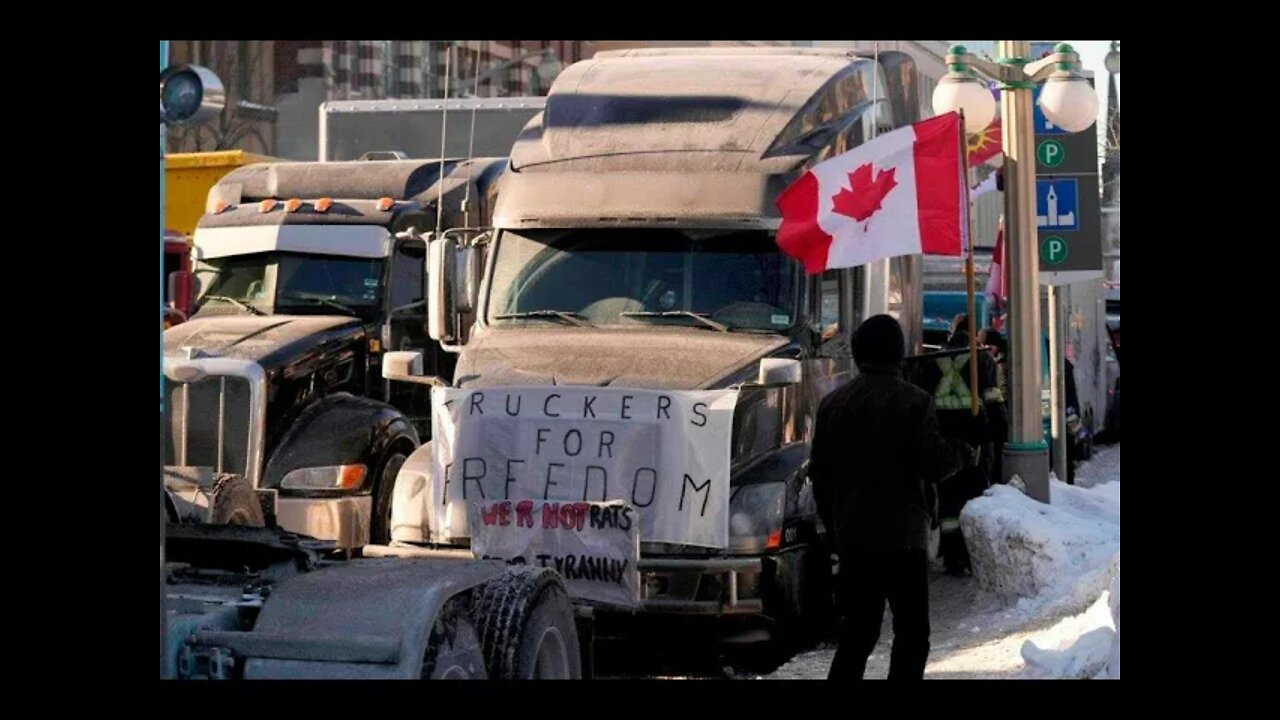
728;482;785;553
280;464;367;491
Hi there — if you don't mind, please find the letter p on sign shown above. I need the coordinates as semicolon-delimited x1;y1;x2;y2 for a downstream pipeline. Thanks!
1037;139;1064;168
1041;235;1068;265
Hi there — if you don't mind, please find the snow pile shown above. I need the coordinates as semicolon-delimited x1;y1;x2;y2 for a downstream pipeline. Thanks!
1019;589;1115;678
960;478;1120;616
1019;562;1120;679
1103;571;1120;678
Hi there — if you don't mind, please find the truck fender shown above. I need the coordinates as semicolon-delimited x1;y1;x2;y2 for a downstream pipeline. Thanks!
390;440;435;543
242;558;507;679
263;393;419;493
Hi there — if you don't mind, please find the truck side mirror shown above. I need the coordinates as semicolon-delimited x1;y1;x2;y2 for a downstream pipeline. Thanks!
456;245;479;315
758;358;802;385
382;350;445;387
428;238;455;343
428;237;480;348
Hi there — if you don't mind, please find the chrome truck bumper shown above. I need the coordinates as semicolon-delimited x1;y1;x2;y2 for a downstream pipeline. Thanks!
362;546;766;615
276;496;371;550
636;557;764;615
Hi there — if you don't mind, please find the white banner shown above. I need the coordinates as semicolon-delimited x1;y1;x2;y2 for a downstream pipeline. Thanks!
470;499;640;608
432;386;739;548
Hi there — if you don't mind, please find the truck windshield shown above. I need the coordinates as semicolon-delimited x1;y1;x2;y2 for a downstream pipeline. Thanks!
487;229;799;333
194;252;383;315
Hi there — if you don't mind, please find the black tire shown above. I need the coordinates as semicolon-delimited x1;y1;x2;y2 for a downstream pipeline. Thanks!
774;544;836;650
370;451;409;545
210;473;265;526
422;598;488;679
471;567;582;679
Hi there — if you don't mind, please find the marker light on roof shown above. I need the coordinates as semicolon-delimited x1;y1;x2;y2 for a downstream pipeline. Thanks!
376;197;394;212
259;199;278;213
285;198;303;213
315;197;333;213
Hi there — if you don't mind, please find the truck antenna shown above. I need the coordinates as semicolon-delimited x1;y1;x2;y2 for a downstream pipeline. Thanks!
436;44;452;238
462;44;482;228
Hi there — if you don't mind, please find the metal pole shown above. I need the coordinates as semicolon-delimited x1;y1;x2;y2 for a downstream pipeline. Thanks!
160;39;169;679
1048;284;1067;482
999;40;1050;502
318;101;328;162
960;111;980;417
862;45;893;332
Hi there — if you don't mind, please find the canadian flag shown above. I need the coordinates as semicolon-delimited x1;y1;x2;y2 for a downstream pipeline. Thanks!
775;112;966;275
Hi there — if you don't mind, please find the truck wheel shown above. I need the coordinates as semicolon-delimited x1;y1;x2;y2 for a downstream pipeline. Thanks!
472;567;582;679
422;598;488;679
370;451;409;545
775;543;835;649
210;473;265;526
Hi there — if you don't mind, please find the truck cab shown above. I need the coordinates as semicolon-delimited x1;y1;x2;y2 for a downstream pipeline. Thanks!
390;48;926;650
162;158;504;549
922;290;990;351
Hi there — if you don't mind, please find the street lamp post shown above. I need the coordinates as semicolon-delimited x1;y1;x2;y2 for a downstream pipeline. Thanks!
160;54;225;677
932;42;1098;503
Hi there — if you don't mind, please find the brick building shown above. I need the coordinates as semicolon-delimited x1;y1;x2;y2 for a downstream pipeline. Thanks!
272;41;594;159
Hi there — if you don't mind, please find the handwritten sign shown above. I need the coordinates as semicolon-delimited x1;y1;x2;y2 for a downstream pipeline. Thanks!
470;499;640;607
432;386;738;548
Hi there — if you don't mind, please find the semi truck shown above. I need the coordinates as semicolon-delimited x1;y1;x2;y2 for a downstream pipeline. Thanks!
384;47;928;656
163;156;505;551
159;62;583;682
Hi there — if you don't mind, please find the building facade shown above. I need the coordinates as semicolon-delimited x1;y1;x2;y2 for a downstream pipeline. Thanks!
272;41;595;160
164;41;279;156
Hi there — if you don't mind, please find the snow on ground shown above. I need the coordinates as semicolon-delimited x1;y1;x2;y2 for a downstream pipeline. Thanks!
1020;575;1116;678
962;476;1120;620
761;444;1119;680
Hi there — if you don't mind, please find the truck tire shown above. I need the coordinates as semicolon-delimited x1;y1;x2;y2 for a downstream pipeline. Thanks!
370;451;409;545
422;598;488;679
471;567;582;679
210;473;265;527
775;543;835;649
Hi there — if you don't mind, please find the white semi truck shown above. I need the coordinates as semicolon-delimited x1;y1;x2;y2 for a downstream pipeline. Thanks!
385;47;930;660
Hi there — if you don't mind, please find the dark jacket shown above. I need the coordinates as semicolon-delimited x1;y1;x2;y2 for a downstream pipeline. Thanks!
909;332;1004;444
1064;357;1080;417
810;366;969;553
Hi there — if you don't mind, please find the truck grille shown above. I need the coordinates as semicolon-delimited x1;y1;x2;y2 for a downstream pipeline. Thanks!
164;376;251;477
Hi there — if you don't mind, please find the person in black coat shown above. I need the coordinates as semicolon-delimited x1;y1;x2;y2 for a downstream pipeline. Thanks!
909;315;1003;575
979;327;1010;486
810;314;971;680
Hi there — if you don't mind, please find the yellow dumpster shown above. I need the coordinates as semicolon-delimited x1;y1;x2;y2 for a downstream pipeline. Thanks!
164;150;281;238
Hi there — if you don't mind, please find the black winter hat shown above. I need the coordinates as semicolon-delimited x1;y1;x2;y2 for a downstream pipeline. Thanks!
852;314;905;369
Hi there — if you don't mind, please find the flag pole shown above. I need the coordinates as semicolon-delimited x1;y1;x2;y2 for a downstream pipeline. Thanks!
960;111;981;418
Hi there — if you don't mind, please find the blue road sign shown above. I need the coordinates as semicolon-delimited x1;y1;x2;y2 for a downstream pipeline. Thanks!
1035;178;1079;232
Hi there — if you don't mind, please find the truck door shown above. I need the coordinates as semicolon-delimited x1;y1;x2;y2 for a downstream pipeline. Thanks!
384;238;434;436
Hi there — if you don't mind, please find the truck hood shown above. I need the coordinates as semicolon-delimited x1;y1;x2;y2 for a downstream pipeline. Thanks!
164;315;363;364
454;327;790;390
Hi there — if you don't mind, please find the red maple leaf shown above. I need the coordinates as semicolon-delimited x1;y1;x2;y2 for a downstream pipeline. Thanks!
831;164;898;222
